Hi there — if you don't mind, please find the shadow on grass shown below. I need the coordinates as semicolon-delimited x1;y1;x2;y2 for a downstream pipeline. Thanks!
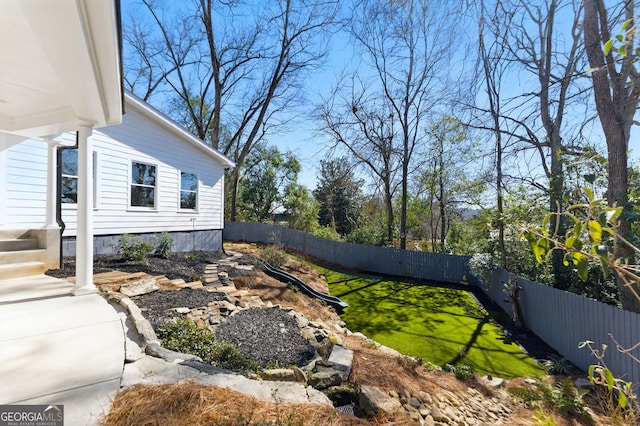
316;263;551;377
446;314;492;366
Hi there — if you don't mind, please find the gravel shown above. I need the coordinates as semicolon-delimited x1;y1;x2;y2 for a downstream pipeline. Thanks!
133;288;228;330
216;307;316;367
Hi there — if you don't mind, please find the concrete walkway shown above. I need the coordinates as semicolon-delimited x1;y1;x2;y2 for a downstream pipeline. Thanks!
0;275;125;426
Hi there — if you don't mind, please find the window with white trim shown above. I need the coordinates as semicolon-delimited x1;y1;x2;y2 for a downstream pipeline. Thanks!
130;161;156;208
180;171;198;210
61;149;78;203
61;149;97;207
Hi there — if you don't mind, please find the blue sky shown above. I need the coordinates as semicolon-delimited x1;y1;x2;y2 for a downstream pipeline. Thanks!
121;0;640;195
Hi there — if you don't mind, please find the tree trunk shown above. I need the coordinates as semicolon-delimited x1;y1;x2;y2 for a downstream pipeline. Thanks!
384;179;394;245
583;0;640;312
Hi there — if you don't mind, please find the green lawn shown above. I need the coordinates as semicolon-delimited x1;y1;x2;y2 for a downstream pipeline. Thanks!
311;263;545;379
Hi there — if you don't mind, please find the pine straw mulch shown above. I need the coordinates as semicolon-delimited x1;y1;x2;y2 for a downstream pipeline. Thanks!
99;381;406;426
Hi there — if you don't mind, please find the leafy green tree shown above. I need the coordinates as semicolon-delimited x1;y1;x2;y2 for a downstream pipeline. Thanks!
283;183;319;233
314;157;364;236
413;115;487;252
236;145;300;222
345;197;388;246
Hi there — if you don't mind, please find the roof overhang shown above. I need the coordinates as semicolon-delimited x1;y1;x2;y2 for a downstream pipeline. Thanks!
124;92;236;169
0;0;123;139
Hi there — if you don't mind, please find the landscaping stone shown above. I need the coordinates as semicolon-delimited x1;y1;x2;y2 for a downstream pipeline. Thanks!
358;384;402;416
261;368;298;382
145;342;202;363
119;278;159;297
308;370;342;390
327;344;353;382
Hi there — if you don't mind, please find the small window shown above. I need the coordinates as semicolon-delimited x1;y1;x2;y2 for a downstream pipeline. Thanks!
180;171;198;210
61;149;78;203
131;161;156;208
60;149;98;207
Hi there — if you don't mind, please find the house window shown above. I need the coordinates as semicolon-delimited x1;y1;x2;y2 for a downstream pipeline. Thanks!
131;161;156;208
61;150;98;206
180;172;198;210
61;149;78;203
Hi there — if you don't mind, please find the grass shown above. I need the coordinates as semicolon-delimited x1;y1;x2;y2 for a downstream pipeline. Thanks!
310;262;546;379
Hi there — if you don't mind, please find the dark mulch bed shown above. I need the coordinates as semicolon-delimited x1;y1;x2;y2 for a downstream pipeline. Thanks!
46;251;229;282
215;307;316;367
133;288;229;331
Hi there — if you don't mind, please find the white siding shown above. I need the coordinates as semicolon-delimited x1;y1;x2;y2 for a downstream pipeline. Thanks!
2;138;48;228
61;107;226;237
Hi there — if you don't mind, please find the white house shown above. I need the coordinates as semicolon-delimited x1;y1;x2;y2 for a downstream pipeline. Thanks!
0;0;124;294
0;1;235;420
2;72;233;282
1;0;128;420
55;92;234;256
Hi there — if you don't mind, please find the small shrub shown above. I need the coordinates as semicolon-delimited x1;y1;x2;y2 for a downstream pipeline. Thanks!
508;386;543;406
157;317;256;373
542;355;574;376
443;363;456;373
116;233;153;261
468;253;499;286
443;363;474;380
154;231;174;259
509;379;591;421
532;410;556;426
311;225;342;241
454;364;474;380
261;245;288;268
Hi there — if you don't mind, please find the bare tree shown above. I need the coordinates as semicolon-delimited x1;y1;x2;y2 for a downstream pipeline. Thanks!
583;0;640;312
319;75;401;245
123;0;339;220
477;1;509;267
346;0;451;249
470;0;589;284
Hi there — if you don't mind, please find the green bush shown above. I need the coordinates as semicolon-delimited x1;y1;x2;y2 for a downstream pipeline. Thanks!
116;233;153;261
157;317;256;373
508;379;590;421
311;225;342;241
541;355;574;376
154;231;174;259
443;363;474;381
261;245;288;268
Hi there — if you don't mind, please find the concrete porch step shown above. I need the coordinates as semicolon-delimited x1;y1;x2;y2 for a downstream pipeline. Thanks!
0;261;45;279
0;238;39;251
0;248;46;264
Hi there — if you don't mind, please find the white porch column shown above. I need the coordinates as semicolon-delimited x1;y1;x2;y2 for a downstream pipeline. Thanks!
45;140;60;229
73;126;96;295
0;150;4;227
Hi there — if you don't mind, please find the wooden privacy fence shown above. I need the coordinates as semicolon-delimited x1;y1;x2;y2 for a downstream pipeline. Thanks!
224;222;640;384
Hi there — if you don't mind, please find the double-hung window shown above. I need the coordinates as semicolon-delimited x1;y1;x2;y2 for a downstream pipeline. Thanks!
131;161;156;208
61;149;78;203
61;149;97;206
180;171;198;210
